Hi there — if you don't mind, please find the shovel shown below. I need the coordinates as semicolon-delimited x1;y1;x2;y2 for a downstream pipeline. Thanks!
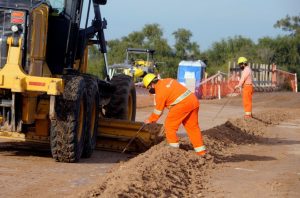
122;123;146;153
212;88;238;121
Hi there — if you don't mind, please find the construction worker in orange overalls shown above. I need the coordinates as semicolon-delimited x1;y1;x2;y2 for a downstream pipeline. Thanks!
143;73;206;156
235;57;253;118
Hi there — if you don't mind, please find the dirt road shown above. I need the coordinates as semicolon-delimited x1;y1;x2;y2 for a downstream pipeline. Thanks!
205;118;300;197
0;143;131;197
0;92;299;198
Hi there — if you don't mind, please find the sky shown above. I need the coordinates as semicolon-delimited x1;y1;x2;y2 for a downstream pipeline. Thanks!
95;0;299;51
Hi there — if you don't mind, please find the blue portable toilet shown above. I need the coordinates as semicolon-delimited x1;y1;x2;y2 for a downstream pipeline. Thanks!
177;60;206;98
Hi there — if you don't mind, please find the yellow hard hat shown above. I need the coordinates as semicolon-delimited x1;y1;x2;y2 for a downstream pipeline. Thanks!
237;57;248;64
143;73;156;88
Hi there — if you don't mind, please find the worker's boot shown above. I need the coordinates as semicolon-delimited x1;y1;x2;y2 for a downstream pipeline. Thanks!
196;150;206;156
168;142;180;148
244;115;252;119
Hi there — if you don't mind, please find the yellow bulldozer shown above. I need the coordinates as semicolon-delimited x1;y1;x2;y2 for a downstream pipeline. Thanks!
0;0;162;162
108;48;157;83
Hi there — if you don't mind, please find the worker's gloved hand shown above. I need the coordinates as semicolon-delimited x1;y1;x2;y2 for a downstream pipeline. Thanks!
144;119;151;124
234;85;240;90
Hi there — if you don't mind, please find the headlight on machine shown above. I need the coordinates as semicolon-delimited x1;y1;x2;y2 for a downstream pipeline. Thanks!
11;25;19;33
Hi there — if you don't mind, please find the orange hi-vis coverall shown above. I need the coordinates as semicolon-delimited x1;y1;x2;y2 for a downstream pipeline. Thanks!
237;66;253;117
146;78;206;155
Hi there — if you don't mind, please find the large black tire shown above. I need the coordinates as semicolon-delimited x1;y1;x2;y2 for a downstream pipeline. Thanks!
81;76;99;158
104;74;136;121
50;76;87;163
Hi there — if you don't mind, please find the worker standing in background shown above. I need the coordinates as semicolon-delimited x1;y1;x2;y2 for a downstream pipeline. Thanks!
235;57;253;118
143;74;206;156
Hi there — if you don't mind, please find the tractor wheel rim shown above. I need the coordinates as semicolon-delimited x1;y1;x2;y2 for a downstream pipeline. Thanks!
90;101;96;137
127;93;132;120
77;100;84;142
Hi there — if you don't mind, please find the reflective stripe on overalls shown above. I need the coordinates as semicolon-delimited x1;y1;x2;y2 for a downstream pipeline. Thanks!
153;108;163;115
194;145;206;153
169;142;180;148
170;90;192;106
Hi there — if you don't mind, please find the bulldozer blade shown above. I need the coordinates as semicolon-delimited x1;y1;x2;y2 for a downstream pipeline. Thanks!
97;118;164;152
0;119;164;154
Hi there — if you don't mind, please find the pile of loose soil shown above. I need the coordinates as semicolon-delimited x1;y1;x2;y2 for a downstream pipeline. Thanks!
80;109;294;198
82;143;212;198
203;109;294;163
205;109;293;151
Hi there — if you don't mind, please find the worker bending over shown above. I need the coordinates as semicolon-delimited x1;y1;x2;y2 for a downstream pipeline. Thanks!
143;74;206;156
235;57;253;118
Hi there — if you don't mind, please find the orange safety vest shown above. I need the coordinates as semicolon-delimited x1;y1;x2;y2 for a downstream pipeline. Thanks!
148;78;192;123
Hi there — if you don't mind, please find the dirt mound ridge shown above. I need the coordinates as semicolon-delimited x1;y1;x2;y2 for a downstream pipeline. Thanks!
204;109;292;155
80;109;293;198
84;144;210;198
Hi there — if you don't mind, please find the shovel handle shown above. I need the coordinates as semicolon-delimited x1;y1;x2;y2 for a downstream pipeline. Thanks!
122;123;146;153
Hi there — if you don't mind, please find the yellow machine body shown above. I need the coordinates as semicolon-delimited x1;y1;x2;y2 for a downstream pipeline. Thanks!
0;3;162;156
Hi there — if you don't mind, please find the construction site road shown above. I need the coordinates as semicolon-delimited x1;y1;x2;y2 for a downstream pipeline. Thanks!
206;118;300;197
0;92;299;198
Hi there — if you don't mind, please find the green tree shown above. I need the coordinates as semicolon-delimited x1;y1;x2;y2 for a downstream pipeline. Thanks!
173;28;200;60
203;36;255;75
274;14;300;36
105;23;178;78
256;37;276;64
274;14;300;86
87;45;105;79
142;23;163;43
